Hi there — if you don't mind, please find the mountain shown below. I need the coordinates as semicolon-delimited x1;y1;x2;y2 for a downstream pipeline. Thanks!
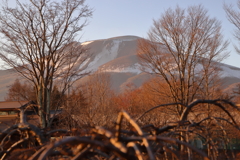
0;35;240;101
74;35;151;92
74;35;240;93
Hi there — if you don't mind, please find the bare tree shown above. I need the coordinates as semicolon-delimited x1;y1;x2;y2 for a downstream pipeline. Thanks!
5;79;36;102
79;71;116;127
137;5;229;154
0;0;92;128
224;0;240;54
137;5;228;114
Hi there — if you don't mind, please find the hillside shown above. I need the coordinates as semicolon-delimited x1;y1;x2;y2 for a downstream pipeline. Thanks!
0;35;240;100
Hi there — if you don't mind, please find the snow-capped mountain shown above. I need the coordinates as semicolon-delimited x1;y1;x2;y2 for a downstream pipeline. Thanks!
73;35;153;91
74;35;240;92
0;35;240;101
79;35;141;73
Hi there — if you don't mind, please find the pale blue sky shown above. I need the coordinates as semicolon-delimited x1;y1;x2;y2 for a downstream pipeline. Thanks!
81;0;240;68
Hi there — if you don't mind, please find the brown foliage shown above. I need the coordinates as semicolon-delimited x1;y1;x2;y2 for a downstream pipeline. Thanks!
137;5;228;109
5;79;36;102
5;79;64;110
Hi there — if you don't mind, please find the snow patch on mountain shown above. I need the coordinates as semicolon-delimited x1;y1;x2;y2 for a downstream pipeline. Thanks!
81;41;93;46
83;42;120;72
104;63;142;74
220;64;240;79
81;36;140;73
78;57;91;70
107;35;140;42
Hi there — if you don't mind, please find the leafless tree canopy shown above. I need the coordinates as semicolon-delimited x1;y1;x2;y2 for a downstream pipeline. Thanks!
4;79;36;102
138;5;229;108
0;0;93;127
224;0;240;54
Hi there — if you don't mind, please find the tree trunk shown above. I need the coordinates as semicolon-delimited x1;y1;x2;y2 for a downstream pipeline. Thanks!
46;88;50;126
19;108;27;124
38;84;46;128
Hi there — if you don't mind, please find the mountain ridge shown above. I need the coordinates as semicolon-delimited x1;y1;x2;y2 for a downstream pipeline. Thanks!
0;35;240;101
75;35;240;94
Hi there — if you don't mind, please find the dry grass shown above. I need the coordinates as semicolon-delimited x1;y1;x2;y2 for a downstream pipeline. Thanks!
1;99;240;160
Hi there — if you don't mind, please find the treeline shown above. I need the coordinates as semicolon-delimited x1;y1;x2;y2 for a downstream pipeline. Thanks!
4;71;240;159
5;71;240;129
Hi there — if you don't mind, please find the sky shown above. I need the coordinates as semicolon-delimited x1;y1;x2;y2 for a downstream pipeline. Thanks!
81;0;240;68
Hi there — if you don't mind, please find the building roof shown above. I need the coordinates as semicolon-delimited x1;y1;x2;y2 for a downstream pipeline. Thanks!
0;101;30;110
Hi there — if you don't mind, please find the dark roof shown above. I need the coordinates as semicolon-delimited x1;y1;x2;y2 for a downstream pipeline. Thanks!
0;101;30;110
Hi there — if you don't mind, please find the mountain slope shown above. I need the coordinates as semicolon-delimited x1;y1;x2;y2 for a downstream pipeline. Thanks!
78;35;140;73
0;35;240;101
76;35;240;93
